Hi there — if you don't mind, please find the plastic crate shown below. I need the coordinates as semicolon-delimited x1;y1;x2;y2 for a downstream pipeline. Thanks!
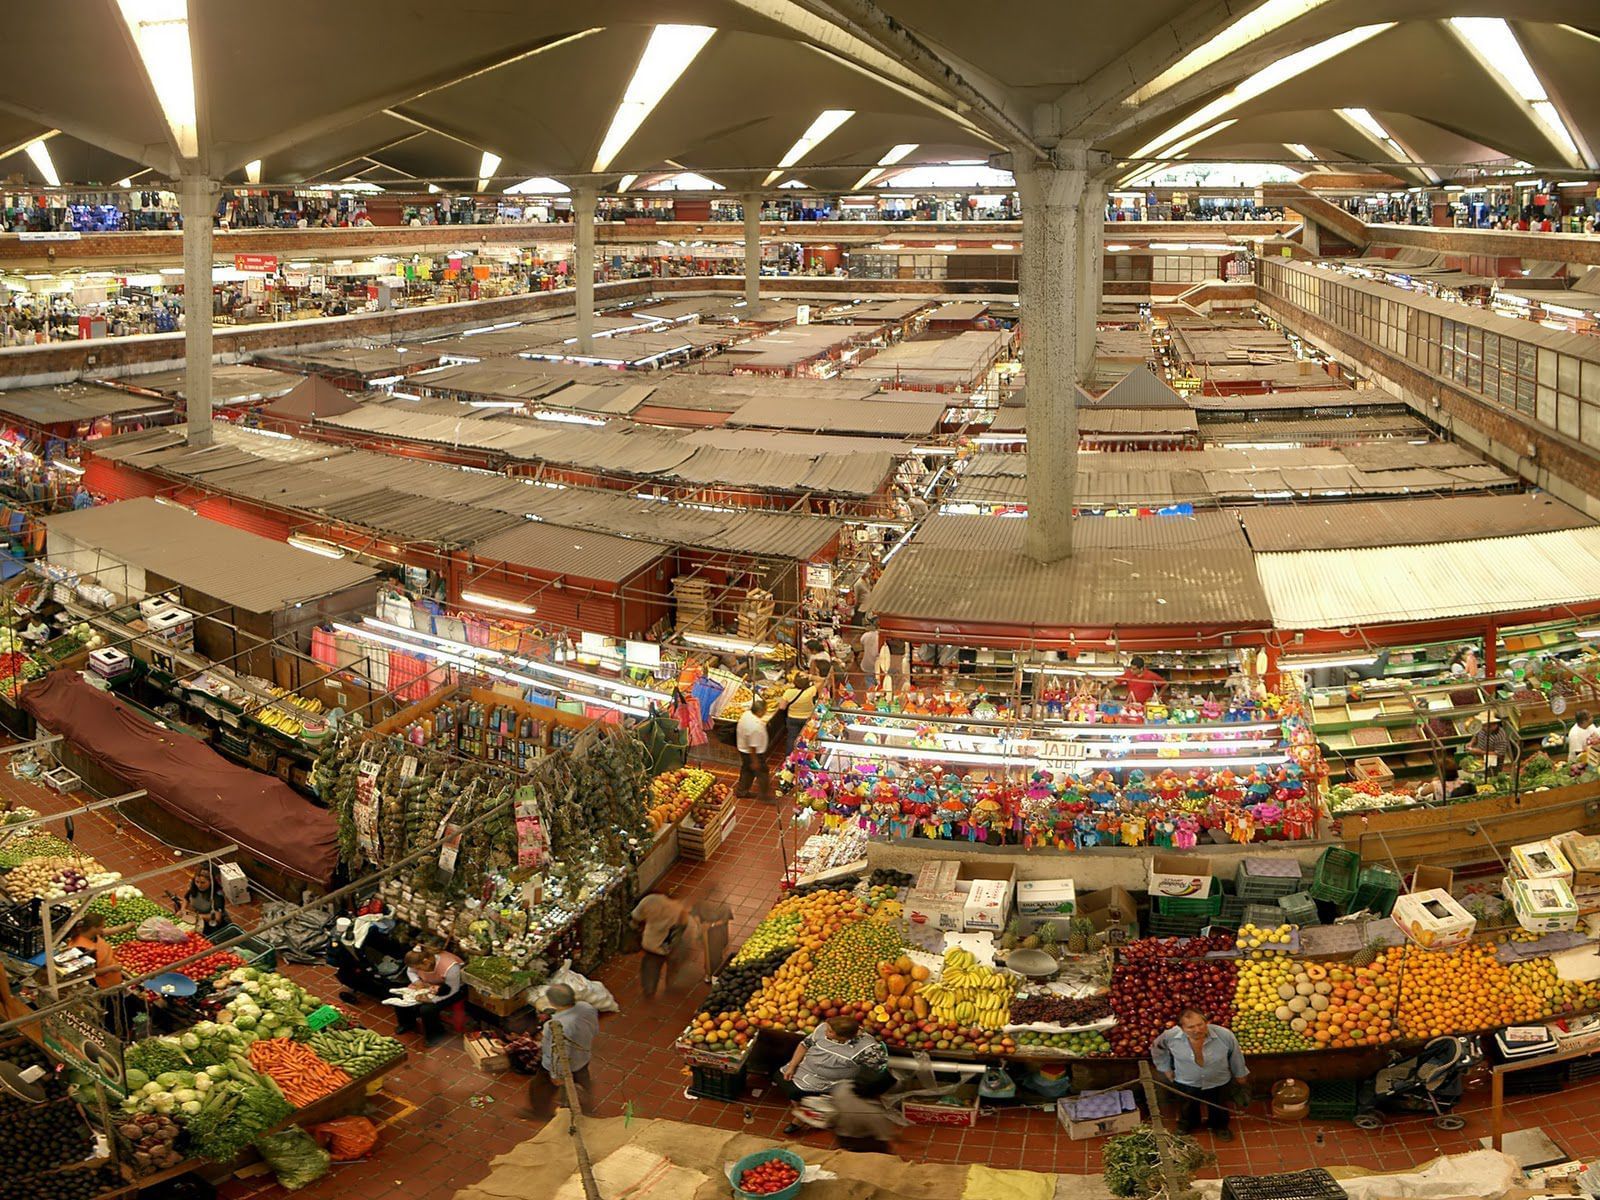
1309;848;1361;908
1351;865;1402;918
1218;896;1248;922
1156;880;1225;916
0;899;71;959
1279;892;1320;927
1222;1168;1348;1200
208;923;277;972
1146;912;1210;938
1236;858;1304;900
1306;1078;1360;1120
1241;903;1286;929
687;1063;748;1101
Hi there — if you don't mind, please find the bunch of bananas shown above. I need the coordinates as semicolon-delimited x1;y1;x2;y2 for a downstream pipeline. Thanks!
268;686;324;714
257;706;305;737
919;947;1015;1028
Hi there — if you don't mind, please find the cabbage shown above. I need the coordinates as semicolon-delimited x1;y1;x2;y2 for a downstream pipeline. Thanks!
234;1015;256;1031
142;1082;162;1097
181;1100;203;1115
193;1075;211;1093
206;1065;229;1079
155;1072;181;1088
180;1033;200;1050
150;1093;175;1113
173;1089;198;1104
124;1068;150;1089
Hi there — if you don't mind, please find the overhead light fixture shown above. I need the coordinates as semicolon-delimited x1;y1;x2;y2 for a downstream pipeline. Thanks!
1161;119;1238;160
117;0;199;160
1132;24;1393;160
1283;142;1317;161
1336;107;1440;183
49;459;84;476
116;176;134;188
460;587;536;615
476;151;501;193
504;176;570;194
1132;0;1336;105
991;242;1014;250
616;173;638;192
852;142;918;190
681;630;780;657
1278;652;1379;670
593;24;716;172
426;183;442;194
23;139;59;187
287;534;346;559
1449;17;1591;169
153;496;196;515
764;109;854;186
244;159;262;184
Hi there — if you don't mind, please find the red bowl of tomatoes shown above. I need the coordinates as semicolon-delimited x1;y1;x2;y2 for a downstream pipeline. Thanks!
731;1148;805;1199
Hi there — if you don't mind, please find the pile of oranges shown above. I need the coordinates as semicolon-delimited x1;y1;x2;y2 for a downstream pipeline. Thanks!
1299;962;1397;1049
761;887;871;951
684;1010;751;1055
744;949;828;1032
1388;942;1600;1037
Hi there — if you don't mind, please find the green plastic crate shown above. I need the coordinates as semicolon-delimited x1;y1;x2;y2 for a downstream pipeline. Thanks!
1156;879;1225;916
1309;847;1361;908
1279;891;1320;927
1242;903;1286;929
1146;912;1210;938
1235;858;1304;900
1306;1078;1361;1120
1351;865;1401;917
209;922;277;972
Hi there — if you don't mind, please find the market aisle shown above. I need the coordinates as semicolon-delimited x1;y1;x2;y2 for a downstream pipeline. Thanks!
12;771;1600;1198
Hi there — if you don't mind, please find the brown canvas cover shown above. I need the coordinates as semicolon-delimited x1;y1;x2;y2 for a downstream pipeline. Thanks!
22;671;338;884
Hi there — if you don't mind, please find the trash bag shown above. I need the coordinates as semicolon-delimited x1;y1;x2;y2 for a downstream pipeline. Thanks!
310;1116;379;1161
254;1129;331;1191
257;900;333;965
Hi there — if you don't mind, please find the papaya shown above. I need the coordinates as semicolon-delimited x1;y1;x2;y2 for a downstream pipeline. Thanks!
873;980;889;1003
910;965;930;982
894;956;914;974
887;974;908;997
913;996;930;1019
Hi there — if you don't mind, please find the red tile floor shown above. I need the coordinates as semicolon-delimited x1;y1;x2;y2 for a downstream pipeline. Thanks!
9;767;1600;1197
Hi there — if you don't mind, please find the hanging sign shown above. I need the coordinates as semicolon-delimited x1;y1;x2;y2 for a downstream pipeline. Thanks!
353;759;382;858
234;253;278;273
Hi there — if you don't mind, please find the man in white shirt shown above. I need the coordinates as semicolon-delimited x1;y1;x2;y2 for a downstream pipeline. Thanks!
1569;710;1600;760
735;698;772;801
859;622;880;687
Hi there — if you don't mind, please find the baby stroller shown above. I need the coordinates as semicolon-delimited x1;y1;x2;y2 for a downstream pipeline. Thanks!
1354;1035;1478;1131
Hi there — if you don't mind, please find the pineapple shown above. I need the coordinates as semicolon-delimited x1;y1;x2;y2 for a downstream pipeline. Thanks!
1038;922;1060;956
999;917;1023;952
1351;936;1384;968
1067;917;1094;955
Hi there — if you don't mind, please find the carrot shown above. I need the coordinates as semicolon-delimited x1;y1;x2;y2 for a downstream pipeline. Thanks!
248;1037;352;1107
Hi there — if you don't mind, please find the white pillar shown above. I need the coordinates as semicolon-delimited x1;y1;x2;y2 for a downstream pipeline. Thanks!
743;193;762;308
573;188;596;354
180;175;215;447
1016;155;1085;564
1077;177;1108;377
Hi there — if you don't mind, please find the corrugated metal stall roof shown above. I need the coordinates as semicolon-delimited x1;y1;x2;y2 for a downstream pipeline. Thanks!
1085;364;1189;409
1256;528;1600;628
1188;389;1393;412
318;489;521;548
721;326;864;370
638;375;879;413
1240;493;1595;551
45;498;376;612
319;406;548;454
842;330;1010;389
1201;414;1429;443
257;346;427;375
1080;408;1200;436
468;521;668;583
0;383;172;426
869;513;1270;628
682;427;909;457
103;364;302;404
725;393;948;436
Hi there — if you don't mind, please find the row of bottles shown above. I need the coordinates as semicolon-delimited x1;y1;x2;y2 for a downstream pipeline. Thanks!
401;698;554;771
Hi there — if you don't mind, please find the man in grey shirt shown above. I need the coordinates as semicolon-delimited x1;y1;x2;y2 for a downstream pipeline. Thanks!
530;983;599;1120
1151;1007;1249;1140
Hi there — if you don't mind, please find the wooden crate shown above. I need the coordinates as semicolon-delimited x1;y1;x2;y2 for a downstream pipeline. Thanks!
679;803;735;861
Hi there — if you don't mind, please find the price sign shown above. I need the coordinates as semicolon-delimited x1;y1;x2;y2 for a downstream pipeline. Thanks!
1037;740;1086;773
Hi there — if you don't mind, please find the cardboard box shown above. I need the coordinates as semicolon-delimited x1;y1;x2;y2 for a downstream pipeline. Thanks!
1017;878;1077;917
1511;840;1574;884
216;862;250;907
905;887;967;933
1148;853;1214;899
902;1085;980;1128
463;1032;508;1073
1056;1089;1142;1140
963;879;1012;932
913;860;961;893
1512;877;1580;933
1559;835;1600;891
1079;885;1139;940
1410;865;1455;895
1392;888;1476;949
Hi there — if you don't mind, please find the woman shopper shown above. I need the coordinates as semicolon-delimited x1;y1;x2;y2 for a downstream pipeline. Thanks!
394;946;464;1040
180;865;228;936
778;1015;888;1133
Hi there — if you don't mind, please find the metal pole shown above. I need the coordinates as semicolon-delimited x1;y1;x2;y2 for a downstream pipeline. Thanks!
179;175;215;447
547;1022;601;1200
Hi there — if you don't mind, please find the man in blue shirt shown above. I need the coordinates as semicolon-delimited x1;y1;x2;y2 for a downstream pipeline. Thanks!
1151;1007;1249;1140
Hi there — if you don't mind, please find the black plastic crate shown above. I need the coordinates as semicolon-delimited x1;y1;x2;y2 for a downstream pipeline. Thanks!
1306;1078;1360;1120
1567;1054;1600;1082
1503;1061;1569;1095
1222;1168;1347;1200
688;1064;748;1101
0;899;70;959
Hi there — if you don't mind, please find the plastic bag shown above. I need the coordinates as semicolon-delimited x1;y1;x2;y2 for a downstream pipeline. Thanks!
310;1116;379;1161
137;917;189;944
531;961;619;1013
254;1129;331;1191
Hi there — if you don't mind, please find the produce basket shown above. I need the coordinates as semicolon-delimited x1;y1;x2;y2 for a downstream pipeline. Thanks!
688;1062;748;1101
730;1148;805;1200
1236;858;1303;900
1350;756;1394;784
1351;866;1401;917
1309;848;1361;908
1222;1168;1347;1200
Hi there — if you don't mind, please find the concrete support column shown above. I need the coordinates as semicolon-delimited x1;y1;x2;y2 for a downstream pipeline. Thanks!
180;175;215;447
1016;154;1085;564
1301;217;1321;257
1077;177;1108;377
743;193;762;309
572;187;596;354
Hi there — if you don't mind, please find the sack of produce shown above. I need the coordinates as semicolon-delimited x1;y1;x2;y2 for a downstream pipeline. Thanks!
310;1115;379;1161
254;1128;331;1190
532;962;619;1013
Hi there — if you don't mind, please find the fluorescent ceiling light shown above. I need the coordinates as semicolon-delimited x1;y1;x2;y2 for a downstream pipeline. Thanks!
426;183;442;194
1337;107;1440;184
1132;0;1336;104
244;159;261;184
287;535;345;559
117;177;133;188
1132;24;1393;159
681;630;780;657
24;140;59;187
593;24;716;172
764;109;854;185
1284;142;1317;160
1449;18;1588;168
461;587;536;615
117;0;198;160
1279;652;1378;670
1160;118;1237;159
504;176;570;194
476;151;501;192
616;173;638;192
852;142;918;190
